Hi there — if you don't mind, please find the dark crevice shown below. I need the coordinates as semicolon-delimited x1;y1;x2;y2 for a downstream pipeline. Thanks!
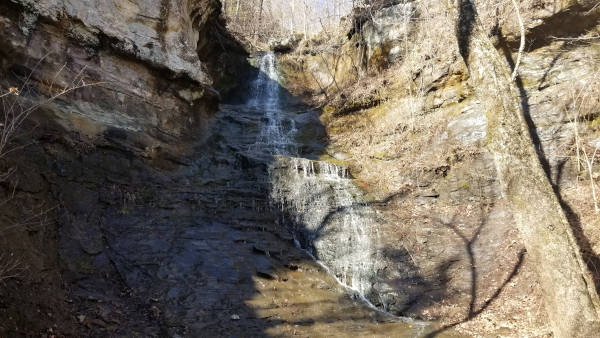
456;0;475;65
505;4;600;52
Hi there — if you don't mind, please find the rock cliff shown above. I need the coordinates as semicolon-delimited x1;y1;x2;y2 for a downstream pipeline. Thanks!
0;0;248;335
0;0;247;159
1;0;600;336
273;0;600;336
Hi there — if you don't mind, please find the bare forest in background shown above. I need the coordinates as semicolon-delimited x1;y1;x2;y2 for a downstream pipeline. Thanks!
221;0;360;43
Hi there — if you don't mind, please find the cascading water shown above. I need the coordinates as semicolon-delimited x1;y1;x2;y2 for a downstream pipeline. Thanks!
249;52;280;109
251;51;386;314
249;52;297;156
270;156;382;302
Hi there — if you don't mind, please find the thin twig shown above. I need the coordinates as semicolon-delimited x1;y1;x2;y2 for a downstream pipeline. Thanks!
510;0;525;81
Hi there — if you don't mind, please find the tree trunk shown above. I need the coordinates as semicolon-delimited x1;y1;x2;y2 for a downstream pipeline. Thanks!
449;1;600;337
234;0;240;24
302;0;308;39
290;1;296;32
258;0;264;26
254;0;264;40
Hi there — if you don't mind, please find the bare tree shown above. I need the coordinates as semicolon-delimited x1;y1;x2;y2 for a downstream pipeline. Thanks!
449;1;600;337
0;58;97;282
303;0;308;39
224;0;354;43
510;0;525;80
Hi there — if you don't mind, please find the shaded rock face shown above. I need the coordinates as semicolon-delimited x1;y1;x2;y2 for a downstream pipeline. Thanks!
0;0;246;158
0;0;260;335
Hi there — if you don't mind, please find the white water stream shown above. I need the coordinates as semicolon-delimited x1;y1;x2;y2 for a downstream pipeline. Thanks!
249;52;388;312
249;52;297;156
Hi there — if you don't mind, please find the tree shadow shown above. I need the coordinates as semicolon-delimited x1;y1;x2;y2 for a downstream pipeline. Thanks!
456;0;600;313
456;0;475;65
424;211;526;338
312;190;410;240
278;163;528;336
494;25;600;294
503;4;600;52
536;41;567;91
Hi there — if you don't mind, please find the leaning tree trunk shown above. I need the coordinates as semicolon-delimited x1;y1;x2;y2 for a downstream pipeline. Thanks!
449;1;600;337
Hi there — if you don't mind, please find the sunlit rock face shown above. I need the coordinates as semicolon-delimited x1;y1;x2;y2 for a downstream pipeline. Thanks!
0;0;245;158
359;1;416;68
7;0;212;82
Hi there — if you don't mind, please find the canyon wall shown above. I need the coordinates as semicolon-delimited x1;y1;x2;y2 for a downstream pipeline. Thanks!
0;0;248;158
274;0;600;336
0;0;248;335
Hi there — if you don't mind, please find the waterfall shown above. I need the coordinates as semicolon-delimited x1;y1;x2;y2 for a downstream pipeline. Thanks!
250;51;280;109
270;156;382;302
249;52;382;310
249;52;297;156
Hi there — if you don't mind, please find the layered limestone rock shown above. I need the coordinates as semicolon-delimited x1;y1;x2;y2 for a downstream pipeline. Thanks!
0;0;246;158
0;0;246;335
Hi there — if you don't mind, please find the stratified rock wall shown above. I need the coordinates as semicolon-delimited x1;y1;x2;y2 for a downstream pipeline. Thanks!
0;0;247;335
0;0;245;158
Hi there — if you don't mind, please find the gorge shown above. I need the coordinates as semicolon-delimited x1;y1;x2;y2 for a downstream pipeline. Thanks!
1;0;600;337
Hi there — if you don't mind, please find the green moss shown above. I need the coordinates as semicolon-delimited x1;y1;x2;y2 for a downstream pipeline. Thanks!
365;100;389;120
368;42;393;72
589;116;600;129
445;102;466;118
485;109;496;147
323;105;336;115
318;154;350;167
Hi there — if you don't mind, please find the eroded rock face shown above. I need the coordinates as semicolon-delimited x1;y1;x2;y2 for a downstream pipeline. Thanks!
0;0;250;335
0;0;244;158
272;0;600;336
359;1;415;70
11;0;217;83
